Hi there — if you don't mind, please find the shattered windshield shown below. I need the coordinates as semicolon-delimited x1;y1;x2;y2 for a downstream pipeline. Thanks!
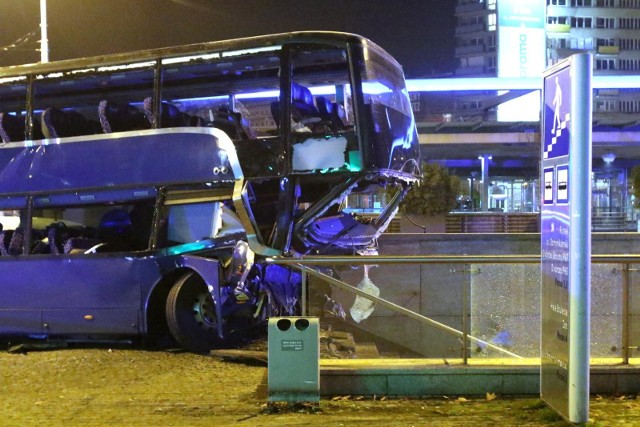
359;45;419;174
361;47;413;118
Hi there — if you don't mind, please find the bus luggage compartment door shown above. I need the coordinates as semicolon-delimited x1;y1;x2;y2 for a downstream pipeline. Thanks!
41;308;140;335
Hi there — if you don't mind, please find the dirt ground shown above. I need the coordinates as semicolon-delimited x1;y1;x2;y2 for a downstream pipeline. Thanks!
1;343;640;426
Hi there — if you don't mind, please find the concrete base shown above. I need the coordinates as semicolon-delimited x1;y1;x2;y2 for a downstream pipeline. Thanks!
320;360;640;396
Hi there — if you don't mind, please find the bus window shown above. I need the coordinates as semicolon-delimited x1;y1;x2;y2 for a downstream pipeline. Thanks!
161;50;281;139
32;65;155;138
0;200;157;255
160;201;243;248
359;45;419;173
0;77;32;142
0;209;22;255
289;45;357;173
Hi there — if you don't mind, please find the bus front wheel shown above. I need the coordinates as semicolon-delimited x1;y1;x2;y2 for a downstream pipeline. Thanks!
165;272;221;353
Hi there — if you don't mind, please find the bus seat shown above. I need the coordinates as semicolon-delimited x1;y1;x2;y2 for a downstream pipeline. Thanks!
96;208;132;251
316;96;346;130
0;112;25;143
47;226;60;255
0;223;8;256
42;108;101;139
291;82;319;123
212;107;251;139
270;101;281;128
8;226;24;256
143;98;194;128
44;222;70;255
189;115;207;127
270;82;319;129
98;100;149;133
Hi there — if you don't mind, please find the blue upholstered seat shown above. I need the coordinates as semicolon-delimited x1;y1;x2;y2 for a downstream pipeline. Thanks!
271;82;320;129
42;108;101;138
8;227;24;256
316;96;346;130
98;100;149;133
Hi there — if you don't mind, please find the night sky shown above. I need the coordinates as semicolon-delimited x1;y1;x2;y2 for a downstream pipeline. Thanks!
0;0;456;77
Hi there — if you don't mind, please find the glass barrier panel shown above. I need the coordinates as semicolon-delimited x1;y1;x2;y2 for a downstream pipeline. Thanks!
470;263;540;359
299;258;634;366
591;263;623;362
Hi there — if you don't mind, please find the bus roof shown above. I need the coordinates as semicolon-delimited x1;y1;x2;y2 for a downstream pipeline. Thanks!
0;31;400;80
0;128;241;208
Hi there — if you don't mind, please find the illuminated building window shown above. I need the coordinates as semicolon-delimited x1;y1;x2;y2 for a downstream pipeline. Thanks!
570;38;593;49
487;0;496;10
487;13;496;31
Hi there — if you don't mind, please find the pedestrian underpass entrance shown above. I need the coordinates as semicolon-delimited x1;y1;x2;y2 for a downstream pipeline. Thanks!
265;253;640;397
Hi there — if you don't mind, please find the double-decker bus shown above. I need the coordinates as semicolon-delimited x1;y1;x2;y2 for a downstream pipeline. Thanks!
0;32;420;352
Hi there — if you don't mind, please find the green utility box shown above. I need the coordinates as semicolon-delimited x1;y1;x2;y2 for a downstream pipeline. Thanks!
268;317;319;402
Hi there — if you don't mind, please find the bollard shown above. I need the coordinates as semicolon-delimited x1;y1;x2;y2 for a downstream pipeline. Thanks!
268;316;319;402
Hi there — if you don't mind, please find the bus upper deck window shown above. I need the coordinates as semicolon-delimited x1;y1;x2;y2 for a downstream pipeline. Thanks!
162;53;281;139
290;46;354;134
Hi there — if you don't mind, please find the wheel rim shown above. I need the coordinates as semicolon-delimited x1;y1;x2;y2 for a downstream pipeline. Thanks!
192;291;217;332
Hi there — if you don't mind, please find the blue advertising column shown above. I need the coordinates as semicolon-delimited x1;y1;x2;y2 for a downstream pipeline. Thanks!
540;53;592;424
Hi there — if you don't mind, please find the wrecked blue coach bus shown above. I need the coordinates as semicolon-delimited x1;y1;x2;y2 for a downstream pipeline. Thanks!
0;32;420;352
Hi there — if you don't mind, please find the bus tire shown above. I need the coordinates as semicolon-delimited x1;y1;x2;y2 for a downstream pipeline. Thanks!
165;272;220;354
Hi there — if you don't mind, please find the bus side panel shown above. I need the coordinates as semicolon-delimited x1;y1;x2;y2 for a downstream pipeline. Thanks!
0;255;163;336
0;130;237;196
0;309;42;335
42;308;140;335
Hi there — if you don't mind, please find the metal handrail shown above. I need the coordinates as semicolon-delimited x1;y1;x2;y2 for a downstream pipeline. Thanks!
267;254;640;265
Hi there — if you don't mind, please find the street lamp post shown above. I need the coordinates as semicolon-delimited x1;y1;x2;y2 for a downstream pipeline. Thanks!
40;0;49;62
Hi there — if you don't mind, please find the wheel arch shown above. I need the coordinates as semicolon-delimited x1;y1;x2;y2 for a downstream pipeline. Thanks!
144;255;224;349
144;267;193;347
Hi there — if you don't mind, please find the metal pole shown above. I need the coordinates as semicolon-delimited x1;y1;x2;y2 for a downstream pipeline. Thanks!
568;52;592;424
40;0;49;63
462;269;469;364
480;154;491;211
301;267;307;316
622;263;630;364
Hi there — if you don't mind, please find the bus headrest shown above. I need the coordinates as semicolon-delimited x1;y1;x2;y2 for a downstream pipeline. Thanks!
99;100;149;133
